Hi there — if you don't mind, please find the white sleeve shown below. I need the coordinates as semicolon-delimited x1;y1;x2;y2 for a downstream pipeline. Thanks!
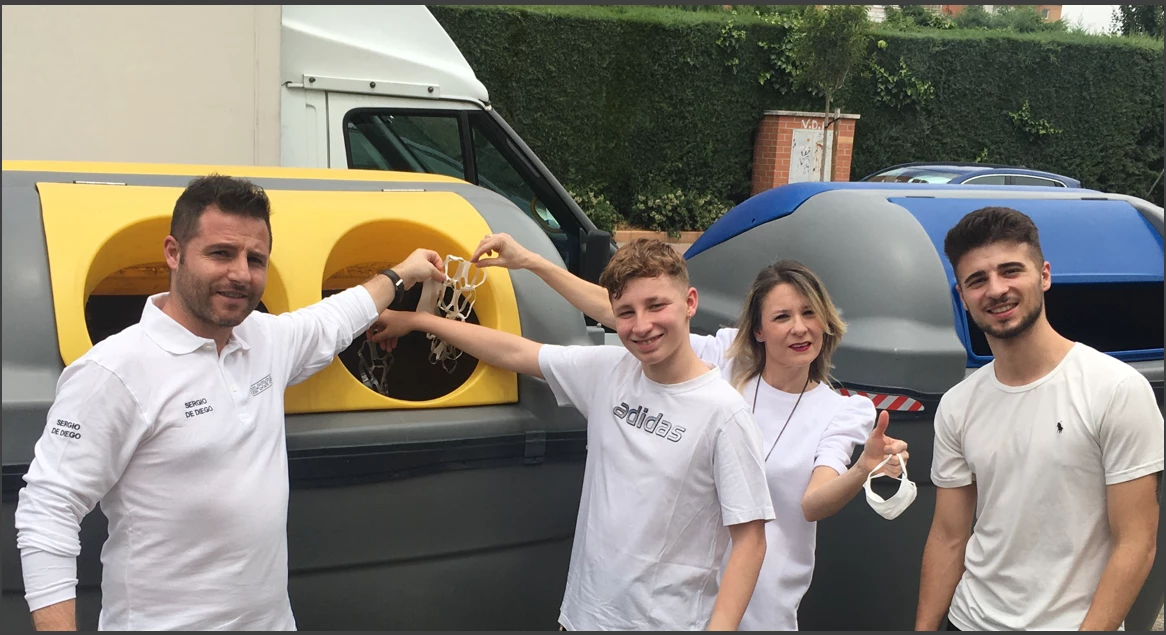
930;395;974;488
269;285;381;386
537;345;625;418
14;359;149;611
1098;374;1165;485
713;408;776;526
814;395;875;475
689;327;738;369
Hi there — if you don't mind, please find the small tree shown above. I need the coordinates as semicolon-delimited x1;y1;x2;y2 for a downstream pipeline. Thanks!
790;5;871;181
953;5;992;30
882;5;952;30
1112;5;1165;38
990;5;1060;33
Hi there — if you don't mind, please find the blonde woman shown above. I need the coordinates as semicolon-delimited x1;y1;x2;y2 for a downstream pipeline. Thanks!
471;233;909;631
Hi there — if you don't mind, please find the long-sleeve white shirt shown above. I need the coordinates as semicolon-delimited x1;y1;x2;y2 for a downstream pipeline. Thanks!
15;286;380;630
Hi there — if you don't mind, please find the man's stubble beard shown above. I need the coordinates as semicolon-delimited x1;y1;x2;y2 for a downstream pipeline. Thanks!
172;255;260;329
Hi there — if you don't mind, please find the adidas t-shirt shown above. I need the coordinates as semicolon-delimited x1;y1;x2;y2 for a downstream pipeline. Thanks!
538;344;776;631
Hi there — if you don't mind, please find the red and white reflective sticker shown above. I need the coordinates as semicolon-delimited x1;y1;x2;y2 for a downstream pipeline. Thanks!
836;388;926;412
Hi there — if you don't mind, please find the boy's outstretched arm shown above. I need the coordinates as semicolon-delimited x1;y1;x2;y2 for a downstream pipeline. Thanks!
708;519;766;631
367;310;544;379
472;233;617;330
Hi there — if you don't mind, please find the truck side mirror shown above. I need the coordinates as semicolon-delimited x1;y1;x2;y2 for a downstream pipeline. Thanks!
579;227;615;285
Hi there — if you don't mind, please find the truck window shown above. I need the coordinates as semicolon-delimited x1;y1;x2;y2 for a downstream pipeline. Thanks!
343;108;580;272
348;126;393;171
468;115;578;271
345;113;466;179
471;125;561;233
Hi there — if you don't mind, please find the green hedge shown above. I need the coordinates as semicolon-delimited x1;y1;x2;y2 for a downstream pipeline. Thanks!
845;30;1164;204
431;5;1165;226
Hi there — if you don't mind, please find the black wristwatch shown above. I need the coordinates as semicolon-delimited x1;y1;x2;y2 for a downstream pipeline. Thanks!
380;268;406;306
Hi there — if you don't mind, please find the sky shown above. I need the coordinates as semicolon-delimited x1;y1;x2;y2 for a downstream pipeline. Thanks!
1059;5;1118;34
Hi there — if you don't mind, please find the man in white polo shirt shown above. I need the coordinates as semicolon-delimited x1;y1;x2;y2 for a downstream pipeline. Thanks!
915;206;1163;631
15;174;445;631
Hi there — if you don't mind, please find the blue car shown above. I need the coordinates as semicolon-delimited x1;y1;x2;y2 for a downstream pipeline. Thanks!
861;162;1081;188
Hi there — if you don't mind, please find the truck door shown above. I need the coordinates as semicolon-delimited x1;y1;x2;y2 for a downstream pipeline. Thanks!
324;92;608;280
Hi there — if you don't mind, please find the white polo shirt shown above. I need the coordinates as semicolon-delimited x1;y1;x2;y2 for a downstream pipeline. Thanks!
15;285;380;630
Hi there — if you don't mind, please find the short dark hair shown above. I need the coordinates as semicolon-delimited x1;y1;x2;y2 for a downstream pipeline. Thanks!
598;238;689;300
943;206;1044;276
170;174;272;248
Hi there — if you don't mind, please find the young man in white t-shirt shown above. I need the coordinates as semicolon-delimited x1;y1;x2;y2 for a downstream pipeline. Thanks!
368;238;775;631
915;206;1163;631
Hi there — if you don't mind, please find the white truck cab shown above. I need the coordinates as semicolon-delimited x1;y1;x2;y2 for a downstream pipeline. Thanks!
1;5;614;283
278;6;613;283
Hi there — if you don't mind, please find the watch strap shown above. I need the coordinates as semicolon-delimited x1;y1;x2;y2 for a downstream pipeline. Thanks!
381;268;403;288
381;268;405;307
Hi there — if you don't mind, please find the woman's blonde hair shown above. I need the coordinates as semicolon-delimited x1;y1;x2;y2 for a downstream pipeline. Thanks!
726;260;847;392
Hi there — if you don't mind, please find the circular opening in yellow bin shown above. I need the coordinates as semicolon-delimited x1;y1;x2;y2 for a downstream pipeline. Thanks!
81;217;289;347
322;220;488;403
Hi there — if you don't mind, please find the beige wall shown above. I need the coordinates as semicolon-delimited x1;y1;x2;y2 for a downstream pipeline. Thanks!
2;5;281;166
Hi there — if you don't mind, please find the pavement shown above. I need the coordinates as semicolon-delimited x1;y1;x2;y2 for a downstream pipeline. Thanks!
1155;605;1163;631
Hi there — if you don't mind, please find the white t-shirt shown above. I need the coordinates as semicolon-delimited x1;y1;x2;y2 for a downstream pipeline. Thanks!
538;344;776;631
15;286;381;630
932;342;1164;631
690;329;875;631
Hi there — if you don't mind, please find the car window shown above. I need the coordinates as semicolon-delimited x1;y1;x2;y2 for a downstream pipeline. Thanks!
907;172;961;183
963;175;1007;185
1010;175;1065;187
868;167;961;183
345;112;466;180
866;167;913;182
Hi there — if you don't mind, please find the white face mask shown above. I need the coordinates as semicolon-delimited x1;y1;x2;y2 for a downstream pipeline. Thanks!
864;453;917;520
425;255;487;373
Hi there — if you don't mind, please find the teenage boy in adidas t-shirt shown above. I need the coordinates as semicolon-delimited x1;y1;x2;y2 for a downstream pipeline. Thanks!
368;238;775;631
915;207;1163;632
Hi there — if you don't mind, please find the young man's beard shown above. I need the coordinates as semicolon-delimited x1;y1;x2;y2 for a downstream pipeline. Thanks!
975;291;1045;341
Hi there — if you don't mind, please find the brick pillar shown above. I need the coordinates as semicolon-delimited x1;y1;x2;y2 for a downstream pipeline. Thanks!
751;110;861;196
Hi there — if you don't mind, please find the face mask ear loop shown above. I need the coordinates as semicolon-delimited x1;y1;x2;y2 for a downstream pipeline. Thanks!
417;278;441;316
455;290;476;321
465;264;486;289
865;452;909;502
